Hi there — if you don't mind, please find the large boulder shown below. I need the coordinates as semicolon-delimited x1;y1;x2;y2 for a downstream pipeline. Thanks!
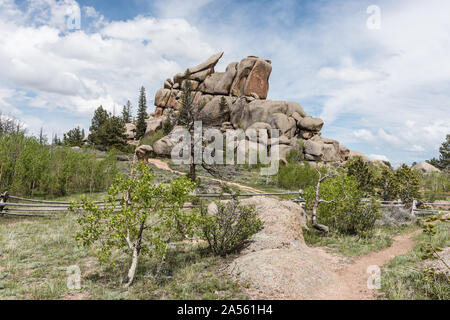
298;116;324;132
154;88;171;107
303;136;341;162
267;113;295;137
230;57;258;97
214;62;238;95
152;127;185;157
286;102;306;118
233;99;288;129
198;96;234;126
145;116;166;136
186;51;223;74
412;161;441;173
199;72;224;94
348;150;369;161
243;59;272;99
125;123;136;140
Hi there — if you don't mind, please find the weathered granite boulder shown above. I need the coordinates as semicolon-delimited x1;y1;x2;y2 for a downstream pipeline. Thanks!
135;145;153;163
412;161;441;173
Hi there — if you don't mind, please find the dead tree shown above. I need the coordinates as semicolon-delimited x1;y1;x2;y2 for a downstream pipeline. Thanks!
176;72;225;182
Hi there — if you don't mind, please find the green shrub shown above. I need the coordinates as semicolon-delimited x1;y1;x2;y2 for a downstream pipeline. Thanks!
141;130;164;147
200;198;263;256
0;132;118;197
276;161;319;190
305;173;381;236
285;139;304;164
345;156;376;195
73;163;197;287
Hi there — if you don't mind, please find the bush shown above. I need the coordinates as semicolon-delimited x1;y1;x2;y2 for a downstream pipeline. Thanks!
0;132;118;197
276;161;319;190
305;173;381;236
200;197;263;256
285;139;304;164
345;156;376;195
73;163;197;287
141;130;164;147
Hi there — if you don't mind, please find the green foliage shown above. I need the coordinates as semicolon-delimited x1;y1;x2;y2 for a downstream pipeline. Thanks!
285;139;305;164
374;164;420;205
63;126;85;147
73;163;197;281
200;197;263;256
162;119;174;136
427;134;450;170
276;161;319;190
305;173;381;236
381;219;449;300
420;171;450;201
135;87;148;140
439;134;450;170
0;132;118;197
141;130;164;147
88;106;128;152
122;100;132;123
345;156;376;195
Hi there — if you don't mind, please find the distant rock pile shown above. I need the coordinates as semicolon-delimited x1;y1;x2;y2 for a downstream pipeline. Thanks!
412;161;441;173
132;52;366;164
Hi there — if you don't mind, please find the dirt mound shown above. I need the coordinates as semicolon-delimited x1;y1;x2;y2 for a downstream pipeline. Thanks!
227;196;337;299
226;196;421;300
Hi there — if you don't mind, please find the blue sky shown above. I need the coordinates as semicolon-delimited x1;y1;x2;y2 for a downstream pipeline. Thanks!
0;0;449;165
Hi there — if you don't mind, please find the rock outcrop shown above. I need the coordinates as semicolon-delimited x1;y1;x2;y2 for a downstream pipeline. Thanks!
144;52;363;164
412;161;441;173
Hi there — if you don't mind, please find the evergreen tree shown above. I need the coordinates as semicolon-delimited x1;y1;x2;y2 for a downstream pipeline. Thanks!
89;105;109;145
95;116;127;151
122;100;132;123
63;126;84;147
439;134;450;170
135;87;148;139
345;156;376;195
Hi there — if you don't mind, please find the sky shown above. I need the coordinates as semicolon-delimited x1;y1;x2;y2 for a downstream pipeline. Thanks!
0;0;449;165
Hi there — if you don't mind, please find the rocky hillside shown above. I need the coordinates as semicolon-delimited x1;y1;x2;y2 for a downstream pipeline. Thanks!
127;52;366;164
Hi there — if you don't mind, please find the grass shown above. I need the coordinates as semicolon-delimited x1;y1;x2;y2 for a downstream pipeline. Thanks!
0;196;246;300
380;220;450;300
303;223;420;257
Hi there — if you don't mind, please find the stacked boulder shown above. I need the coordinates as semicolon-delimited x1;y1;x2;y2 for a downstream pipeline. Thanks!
145;52;362;164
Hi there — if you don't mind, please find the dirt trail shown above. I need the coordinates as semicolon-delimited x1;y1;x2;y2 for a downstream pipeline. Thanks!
148;158;264;194
312;229;421;300
149;158;421;300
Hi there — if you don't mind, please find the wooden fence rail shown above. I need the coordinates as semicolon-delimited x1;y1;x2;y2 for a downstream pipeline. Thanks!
1;190;449;218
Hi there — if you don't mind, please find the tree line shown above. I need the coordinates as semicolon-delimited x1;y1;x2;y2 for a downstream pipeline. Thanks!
56;86;149;152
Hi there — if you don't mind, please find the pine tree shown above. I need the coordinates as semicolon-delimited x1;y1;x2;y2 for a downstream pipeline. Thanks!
135;87;148;140
63;126;84;147
122;100;132;123
439;134;450;170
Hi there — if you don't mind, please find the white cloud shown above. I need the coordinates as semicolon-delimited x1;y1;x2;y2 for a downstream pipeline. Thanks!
0;0;449;164
0;2;216;122
369;154;390;162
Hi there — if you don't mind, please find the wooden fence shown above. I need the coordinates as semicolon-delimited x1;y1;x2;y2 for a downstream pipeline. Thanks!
0;190;448;218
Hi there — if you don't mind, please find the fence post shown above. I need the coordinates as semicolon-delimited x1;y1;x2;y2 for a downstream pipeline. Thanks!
0;191;9;217
298;189;303;208
411;199;417;217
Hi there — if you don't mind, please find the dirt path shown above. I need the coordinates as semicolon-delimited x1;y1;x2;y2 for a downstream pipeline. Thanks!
148;158;264;194
312;229;421;300
149;158;420;300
